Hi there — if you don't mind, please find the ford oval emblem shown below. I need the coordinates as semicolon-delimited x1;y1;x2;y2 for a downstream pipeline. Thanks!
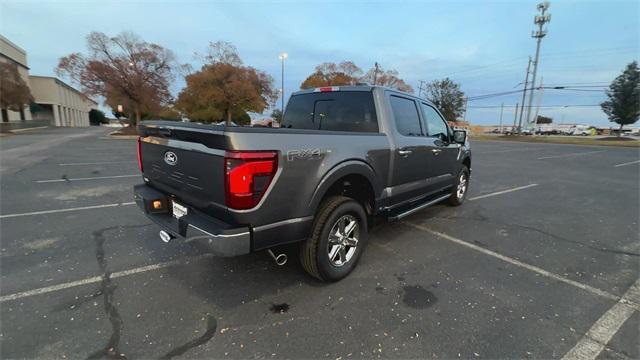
164;151;178;166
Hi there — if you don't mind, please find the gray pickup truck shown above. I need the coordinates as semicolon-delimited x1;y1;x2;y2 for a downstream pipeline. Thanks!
134;85;471;281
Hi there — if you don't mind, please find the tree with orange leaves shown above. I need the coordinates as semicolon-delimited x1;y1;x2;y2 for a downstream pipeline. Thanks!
56;31;177;126
176;41;276;125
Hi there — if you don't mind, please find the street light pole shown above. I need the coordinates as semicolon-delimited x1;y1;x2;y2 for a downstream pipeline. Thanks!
279;52;288;115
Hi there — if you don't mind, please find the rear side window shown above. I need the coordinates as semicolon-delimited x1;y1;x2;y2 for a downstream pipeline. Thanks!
282;92;378;132
390;96;422;136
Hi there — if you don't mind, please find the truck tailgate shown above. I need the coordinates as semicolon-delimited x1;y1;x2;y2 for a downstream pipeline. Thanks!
138;124;227;215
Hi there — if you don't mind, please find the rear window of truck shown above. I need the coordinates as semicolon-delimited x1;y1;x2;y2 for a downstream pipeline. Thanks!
282;91;378;133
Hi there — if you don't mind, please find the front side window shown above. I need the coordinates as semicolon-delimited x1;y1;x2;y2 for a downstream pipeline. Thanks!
390;96;422;136
421;103;449;141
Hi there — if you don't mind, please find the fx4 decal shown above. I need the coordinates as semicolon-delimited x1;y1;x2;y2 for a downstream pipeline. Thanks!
287;148;323;161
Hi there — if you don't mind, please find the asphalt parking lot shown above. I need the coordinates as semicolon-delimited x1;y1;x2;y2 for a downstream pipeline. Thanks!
1;127;638;359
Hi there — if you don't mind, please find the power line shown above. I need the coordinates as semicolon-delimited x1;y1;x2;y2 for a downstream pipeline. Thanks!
467;89;526;101
421;47;634;81
469;104;600;108
465;86;606;102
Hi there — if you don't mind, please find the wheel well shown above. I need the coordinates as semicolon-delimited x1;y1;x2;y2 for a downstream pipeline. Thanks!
321;174;375;219
463;157;471;169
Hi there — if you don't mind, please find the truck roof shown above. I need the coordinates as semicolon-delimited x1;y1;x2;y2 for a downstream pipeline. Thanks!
291;85;435;106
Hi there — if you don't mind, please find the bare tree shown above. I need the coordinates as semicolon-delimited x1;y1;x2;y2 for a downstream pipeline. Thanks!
361;64;413;93
300;61;363;89
195;41;243;66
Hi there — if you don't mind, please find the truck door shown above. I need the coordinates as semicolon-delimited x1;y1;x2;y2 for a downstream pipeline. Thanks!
419;102;459;192
387;95;432;205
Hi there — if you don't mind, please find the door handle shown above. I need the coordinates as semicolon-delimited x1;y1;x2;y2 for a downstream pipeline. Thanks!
398;149;413;156
431;149;442;155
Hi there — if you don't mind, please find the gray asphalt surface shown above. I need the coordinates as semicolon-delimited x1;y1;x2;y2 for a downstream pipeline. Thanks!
1;128;638;359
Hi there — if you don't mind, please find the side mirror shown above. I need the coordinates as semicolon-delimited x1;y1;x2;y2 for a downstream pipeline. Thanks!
453;129;467;144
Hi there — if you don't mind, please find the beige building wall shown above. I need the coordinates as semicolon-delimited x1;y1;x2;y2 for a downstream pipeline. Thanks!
30;76;95;127
0;34;32;121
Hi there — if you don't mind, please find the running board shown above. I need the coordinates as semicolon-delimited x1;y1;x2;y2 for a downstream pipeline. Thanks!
388;194;451;221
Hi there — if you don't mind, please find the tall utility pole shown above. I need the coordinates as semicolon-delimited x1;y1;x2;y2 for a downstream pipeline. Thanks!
462;98;469;122
513;102;519;132
373;62;380;85
499;103;504;133
532;77;544;130
279;52;288;113
418;80;426;97
524;1;551;127
517;57;532;132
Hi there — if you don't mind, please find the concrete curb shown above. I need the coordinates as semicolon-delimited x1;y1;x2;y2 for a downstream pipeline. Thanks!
108;134;138;140
12;126;49;133
108;129;138;139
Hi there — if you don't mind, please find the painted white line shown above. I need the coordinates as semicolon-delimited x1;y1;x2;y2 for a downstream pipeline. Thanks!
0;202;135;219
614;159;640;168
401;222;623;303
58;161;136;166
537;150;606;160
468;184;539;201
561;279;640;360
476;147;539;154
0;254;214;303
35;174;139;183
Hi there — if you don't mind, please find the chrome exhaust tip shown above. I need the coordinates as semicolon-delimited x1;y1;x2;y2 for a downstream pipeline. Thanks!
267;249;288;266
159;230;174;243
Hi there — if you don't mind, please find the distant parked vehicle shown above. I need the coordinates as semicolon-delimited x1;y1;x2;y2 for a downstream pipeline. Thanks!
569;125;593;136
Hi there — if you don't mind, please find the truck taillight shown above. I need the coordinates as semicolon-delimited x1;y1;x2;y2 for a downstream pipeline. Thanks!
137;137;143;172
224;151;278;210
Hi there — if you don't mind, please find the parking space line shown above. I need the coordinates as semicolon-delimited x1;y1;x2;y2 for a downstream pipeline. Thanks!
401;222;624;304
614;159;640;167
476;147;539;154
468;184;539;201
58;161;136;166
0;202;135;219
0;254;214;303
35;174;139;183
537;150;606;160
561;279;639;360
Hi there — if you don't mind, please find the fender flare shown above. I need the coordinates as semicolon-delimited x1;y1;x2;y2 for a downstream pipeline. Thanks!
308;160;382;214
461;151;472;169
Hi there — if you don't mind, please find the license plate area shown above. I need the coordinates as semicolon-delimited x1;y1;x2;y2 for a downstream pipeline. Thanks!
172;201;188;219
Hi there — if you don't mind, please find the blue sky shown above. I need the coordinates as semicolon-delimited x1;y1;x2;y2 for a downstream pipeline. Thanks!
2;0;638;126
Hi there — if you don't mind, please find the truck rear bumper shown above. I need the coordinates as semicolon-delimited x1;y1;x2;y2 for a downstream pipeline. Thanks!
133;184;250;257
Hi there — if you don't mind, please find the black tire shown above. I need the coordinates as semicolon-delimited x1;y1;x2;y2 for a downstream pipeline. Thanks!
299;196;368;282
448;166;470;206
